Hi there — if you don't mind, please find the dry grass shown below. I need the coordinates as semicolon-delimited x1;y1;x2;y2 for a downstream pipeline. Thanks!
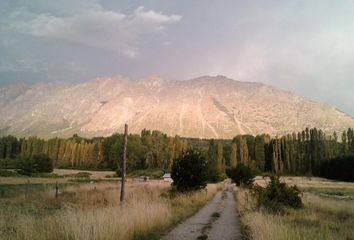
0;169;117;185
254;176;354;190
0;176;70;185
0;180;222;240
234;183;354;240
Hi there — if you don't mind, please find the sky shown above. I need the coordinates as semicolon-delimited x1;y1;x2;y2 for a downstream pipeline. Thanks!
0;0;354;116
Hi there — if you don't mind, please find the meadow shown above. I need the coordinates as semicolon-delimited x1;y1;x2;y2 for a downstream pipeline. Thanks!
2;171;354;240
0;172;222;240
235;177;354;240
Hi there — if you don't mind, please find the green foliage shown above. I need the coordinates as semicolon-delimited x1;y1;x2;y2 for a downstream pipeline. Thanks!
15;154;53;176
226;163;255;186
32;154;53;173
0;158;18;169
1;127;354;180
206;140;224;182
102;131;181;172
171;149;208;192
16;157;35;176
319;155;354;182
252;176;302;212
115;166;122;178
70;134;85;143
127;168;164;179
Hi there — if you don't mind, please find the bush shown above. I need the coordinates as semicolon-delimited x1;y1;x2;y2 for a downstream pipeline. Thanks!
32;154;53;173
127;169;164;179
226;163;255;186
171;149;208;192
16;158;35;176
252;176;302;212
16;154;53;176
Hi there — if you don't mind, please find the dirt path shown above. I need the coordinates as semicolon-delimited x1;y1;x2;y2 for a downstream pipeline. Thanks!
161;183;240;240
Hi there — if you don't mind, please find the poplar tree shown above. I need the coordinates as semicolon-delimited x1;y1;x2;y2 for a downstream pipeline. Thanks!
230;143;237;168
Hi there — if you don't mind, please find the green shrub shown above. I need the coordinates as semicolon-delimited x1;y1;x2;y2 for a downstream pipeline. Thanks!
16;158;35;176
127;168;164;179
15;154;53;176
253;176;302;212
171;149;208;192
32;154;53;173
226;163;255;186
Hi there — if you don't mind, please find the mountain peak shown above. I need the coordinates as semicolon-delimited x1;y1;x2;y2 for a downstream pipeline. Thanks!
1;75;354;138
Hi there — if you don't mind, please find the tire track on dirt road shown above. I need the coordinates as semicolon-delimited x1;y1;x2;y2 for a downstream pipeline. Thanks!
161;183;241;240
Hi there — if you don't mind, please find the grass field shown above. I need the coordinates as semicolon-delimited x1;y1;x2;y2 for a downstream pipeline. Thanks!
236;177;354;240
0;171;222;240
2;172;352;240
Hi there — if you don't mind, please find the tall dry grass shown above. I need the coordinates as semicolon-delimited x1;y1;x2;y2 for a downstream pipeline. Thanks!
0;181;222;240
234;187;354;240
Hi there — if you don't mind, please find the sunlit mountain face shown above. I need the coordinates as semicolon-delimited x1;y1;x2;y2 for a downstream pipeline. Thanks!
1;75;353;139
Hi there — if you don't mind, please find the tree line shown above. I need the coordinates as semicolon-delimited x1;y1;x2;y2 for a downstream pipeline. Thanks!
0;128;353;180
0;130;188;171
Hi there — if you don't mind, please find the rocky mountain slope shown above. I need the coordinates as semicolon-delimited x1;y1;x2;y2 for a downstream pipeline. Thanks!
1;75;354;139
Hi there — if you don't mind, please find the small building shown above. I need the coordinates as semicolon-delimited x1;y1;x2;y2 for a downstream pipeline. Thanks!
163;173;173;182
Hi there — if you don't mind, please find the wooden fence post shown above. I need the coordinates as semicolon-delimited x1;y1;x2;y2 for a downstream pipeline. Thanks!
55;181;59;198
120;124;128;206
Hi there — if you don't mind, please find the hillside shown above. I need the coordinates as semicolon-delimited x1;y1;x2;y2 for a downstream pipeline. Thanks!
1;75;354;138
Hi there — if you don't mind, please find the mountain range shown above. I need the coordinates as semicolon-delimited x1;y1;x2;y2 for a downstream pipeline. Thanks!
1;75;354;139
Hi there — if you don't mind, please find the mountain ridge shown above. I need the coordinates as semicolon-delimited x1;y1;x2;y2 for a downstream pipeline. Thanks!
1;75;354;139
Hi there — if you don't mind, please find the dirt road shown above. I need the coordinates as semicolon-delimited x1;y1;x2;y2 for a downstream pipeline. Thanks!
161;183;240;240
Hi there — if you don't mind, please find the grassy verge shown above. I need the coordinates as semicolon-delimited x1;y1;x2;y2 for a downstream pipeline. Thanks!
0;180;222;240
234;187;354;240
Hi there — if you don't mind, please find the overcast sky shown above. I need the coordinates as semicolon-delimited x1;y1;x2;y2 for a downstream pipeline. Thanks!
0;0;354;116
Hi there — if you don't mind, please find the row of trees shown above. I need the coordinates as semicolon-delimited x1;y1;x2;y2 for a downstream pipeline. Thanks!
264;128;354;176
0;135;104;169
199;128;354;180
1;128;353;179
0;130;189;172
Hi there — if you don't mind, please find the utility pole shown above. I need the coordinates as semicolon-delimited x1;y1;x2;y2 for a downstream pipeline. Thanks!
120;123;128;205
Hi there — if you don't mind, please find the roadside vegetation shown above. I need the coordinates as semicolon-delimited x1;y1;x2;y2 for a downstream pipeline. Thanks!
226;163;255;186
171;149;209;192
0;180;222;240
234;176;354;240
